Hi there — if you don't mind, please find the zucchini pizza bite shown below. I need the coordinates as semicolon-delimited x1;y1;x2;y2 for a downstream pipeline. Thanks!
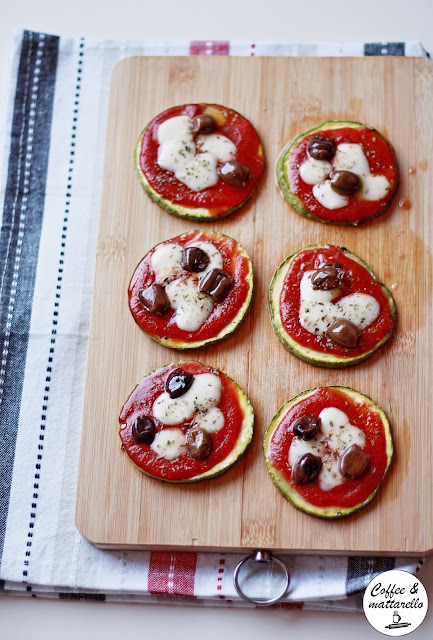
264;386;393;518
135;103;264;220
119;362;253;482
128;230;253;349
269;245;396;368
276;120;398;225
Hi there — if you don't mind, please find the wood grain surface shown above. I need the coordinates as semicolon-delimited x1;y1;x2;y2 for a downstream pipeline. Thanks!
76;56;433;555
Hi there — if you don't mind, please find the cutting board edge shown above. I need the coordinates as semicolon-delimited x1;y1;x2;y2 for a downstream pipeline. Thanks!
76;54;433;556
86;540;433;558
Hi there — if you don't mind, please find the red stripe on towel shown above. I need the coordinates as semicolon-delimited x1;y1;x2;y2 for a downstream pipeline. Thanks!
148;552;197;597
190;41;230;55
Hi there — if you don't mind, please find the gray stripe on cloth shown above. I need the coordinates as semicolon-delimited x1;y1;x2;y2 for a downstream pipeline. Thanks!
346;556;395;596
0;30;59;569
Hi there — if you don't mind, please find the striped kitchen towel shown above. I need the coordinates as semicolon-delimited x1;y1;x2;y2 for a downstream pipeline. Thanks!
0;30;427;610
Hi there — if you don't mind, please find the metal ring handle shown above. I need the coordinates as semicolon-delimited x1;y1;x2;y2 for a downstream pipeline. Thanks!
233;550;290;606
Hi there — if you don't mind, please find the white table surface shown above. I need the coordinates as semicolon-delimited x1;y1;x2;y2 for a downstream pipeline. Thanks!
0;1;432;638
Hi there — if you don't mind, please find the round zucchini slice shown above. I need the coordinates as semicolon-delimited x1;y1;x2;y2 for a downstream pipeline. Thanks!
264;386;393;518
129;230;253;349
119;361;254;483
276;120;398;225
135;103;264;221
269;244;396;368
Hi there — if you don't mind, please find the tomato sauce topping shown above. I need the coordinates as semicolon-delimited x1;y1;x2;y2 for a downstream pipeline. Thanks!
269;387;389;509
139;104;264;216
119;362;245;481
288;127;397;224
279;246;394;357
129;231;251;344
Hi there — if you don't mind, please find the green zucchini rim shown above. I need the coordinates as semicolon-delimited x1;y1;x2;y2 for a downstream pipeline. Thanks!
269;244;396;368
129;230;254;350
264;386;393;518
120;361;254;483
276;120;399;226
135;105;264;221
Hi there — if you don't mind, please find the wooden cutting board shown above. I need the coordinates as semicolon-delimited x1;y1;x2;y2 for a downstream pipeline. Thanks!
76;56;433;555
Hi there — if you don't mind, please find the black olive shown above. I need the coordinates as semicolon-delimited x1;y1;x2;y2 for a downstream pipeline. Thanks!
186;426;212;460
132;416;156;445
191;114;217;135
326;319;362;348
198;268;233;302
292;414;321;440
217;160;251;188
338;444;370;479
165;369;194;399
139;284;170;316
311;265;345;290
308;136;336;161
292;453;322;485
181;246;210;272
329;170;361;196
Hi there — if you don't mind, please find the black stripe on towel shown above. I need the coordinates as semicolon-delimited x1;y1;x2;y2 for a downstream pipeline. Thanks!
59;593;107;601
0;30;59;568
346;556;395;596
364;42;405;56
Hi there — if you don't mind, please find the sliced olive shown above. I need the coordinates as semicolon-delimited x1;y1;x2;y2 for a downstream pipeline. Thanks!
308;136;335;161
338;444;370;479
132;416;156;445
139;284;170;317
186;426;212;460
292;414;321;440
326;318;362;348
191;114;217;135
329;169;361;196
217;160;251;188
311;264;345;290
165;368;194;399
181;246;210;272
198;268;233;302
292;453;322;485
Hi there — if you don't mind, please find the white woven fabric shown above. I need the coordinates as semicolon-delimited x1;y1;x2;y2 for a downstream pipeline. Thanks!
0;30;426;609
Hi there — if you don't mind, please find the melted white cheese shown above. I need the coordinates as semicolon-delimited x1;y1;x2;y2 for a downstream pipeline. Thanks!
320;407;365;452
187;373;222;411
150;240;224;331
197;133;236;162
299;158;332;185
157;139;196;175
175;152;218;191
312;180;349;210
299;271;380;335
288;407;366;491
359;174;390;201
333;292;380;329
150;428;186;460
156;116;237;192
334;143;370;176
300;271;339;304
151;373;223;460
192;407;225;433
152;373;222;427
153;392;196;425
151;243;183;283
157;115;192;145
165;277;214;331
300;142;391;210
